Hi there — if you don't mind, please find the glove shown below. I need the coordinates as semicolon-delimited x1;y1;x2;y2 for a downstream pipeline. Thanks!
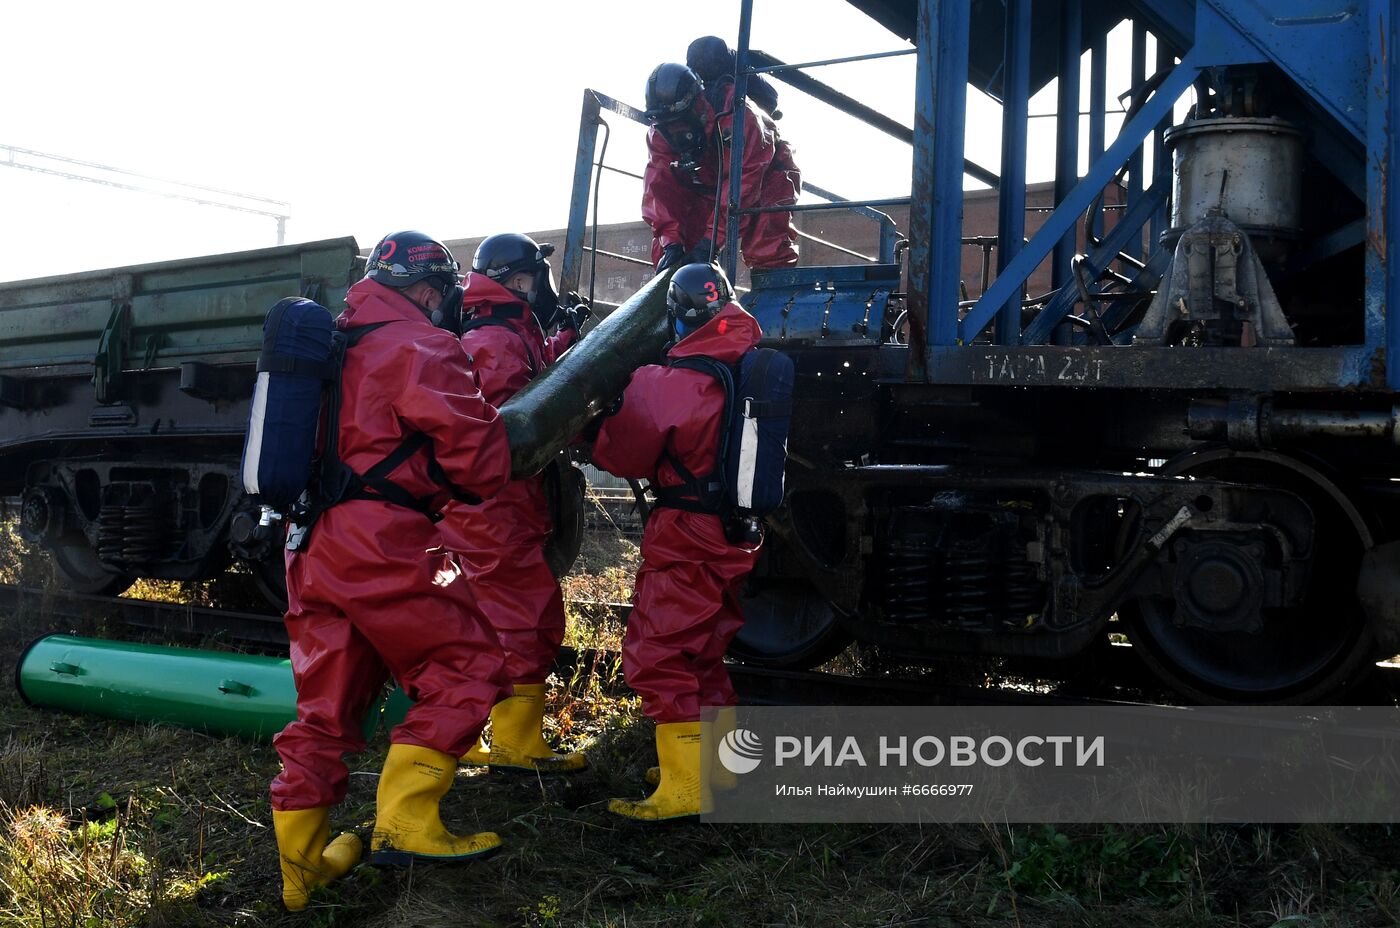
581;394;624;443
656;243;686;272
687;238;715;265
561;292;592;332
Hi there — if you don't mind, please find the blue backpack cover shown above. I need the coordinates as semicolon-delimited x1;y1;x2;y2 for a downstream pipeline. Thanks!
240;298;334;509
727;347;794;517
664;347;794;520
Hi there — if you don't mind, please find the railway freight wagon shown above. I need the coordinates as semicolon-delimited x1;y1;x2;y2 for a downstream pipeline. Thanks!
0;239;362;605
554;0;1400;703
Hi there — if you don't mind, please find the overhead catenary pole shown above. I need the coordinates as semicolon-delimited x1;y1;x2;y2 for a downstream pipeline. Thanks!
0;144;290;244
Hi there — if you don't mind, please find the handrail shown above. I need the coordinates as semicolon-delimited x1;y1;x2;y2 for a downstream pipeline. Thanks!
745;48;998;188
749;48;916;74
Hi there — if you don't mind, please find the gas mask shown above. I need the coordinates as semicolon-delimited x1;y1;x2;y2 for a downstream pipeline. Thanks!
497;243;563;330
657;112;709;172
525;267;562;330
429;283;465;336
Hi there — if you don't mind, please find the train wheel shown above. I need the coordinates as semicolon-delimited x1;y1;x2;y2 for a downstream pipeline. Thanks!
729;582;852;670
1122;449;1375;703
49;543;133;597
251;556;288;613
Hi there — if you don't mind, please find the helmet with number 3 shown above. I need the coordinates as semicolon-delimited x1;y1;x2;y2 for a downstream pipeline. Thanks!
666;262;733;336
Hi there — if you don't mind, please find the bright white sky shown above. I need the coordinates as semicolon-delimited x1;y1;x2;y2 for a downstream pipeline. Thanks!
0;1;1157;282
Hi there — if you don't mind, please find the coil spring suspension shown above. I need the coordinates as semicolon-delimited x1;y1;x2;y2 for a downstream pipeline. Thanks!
1003;561;1044;628
940;554;994;628
882;542;931;622
95;485;171;567
878;508;1048;629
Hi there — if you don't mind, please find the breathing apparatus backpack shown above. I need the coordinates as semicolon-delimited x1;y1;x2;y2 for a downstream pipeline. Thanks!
655;346;794;543
239;297;449;552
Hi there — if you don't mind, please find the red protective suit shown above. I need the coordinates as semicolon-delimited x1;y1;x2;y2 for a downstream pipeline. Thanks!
642;83;800;270
591;303;763;723
437;274;577;684
271;277;514;812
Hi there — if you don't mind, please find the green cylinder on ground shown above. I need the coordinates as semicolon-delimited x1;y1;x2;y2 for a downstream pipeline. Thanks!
382;684;413;732
15;634;380;742
501;269;675;478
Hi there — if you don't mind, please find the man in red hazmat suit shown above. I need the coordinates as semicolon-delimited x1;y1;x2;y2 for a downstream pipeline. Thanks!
437;232;591;773
683;36;801;270
642;62;800;273
590;263;763;821
269;231;513;910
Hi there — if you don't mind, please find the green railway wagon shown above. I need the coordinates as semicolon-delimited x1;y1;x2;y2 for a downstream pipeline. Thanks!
0;238;361;602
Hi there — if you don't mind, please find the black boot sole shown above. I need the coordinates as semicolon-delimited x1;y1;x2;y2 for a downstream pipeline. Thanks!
370;844;502;868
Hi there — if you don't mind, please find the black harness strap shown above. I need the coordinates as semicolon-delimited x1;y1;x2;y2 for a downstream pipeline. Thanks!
257;355;336;378
343;321;390;347
652;355;734;515
317;321;473;521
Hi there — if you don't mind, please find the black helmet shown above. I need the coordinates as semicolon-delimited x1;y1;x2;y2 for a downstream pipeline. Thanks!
365;231;459;289
472;232;562;328
667;262;733;335
686;36;733;83
644;63;703;121
685;36;781;118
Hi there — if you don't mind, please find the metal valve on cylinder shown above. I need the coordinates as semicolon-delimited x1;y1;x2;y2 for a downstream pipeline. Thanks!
228;503;283;562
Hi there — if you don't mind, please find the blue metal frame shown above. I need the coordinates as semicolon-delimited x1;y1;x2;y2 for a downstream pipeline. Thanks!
1051;0;1083;308
1088;29;1107;241
723;3;756;286
958;3;1278;347
750;48;915;74
804;182;900;264
747;48;1000;188
560;89;649;295
1022;178;1170;344
908;0;970;357
1127;21;1147;257
1370;0;1397;385
573;0;1393;392
1148;39;1175;253
961;49;1205;342
994;0;1030;345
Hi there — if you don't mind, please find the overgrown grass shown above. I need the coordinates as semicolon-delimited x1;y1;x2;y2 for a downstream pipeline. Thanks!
560;517;639;654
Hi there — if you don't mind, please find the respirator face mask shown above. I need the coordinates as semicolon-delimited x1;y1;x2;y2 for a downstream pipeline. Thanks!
429;281;465;336
527;265;561;329
500;243;561;329
658;113;708;171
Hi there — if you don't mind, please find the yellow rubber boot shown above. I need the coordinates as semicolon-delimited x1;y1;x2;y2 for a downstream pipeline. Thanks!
609;722;708;821
370;743;502;866
646;710;738;790
271;808;362;911
709;707;739;791
461;733;491;767
485;683;587;773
